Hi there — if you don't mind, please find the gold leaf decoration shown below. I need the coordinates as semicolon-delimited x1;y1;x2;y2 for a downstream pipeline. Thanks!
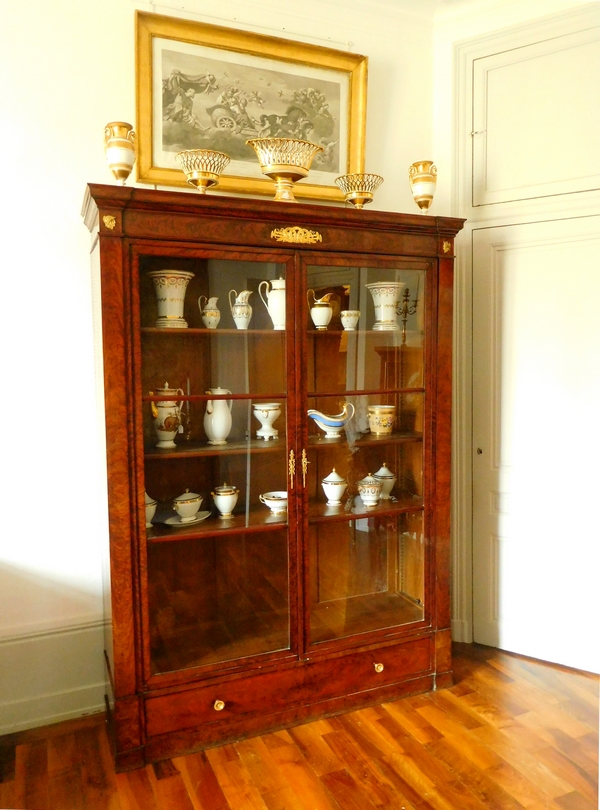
103;215;117;230
271;226;322;244
442;240;451;254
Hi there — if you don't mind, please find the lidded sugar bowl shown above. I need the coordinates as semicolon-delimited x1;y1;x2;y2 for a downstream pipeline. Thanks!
211;482;239;518
321;468;347;506
172;489;203;522
373;463;396;499
356;473;383;508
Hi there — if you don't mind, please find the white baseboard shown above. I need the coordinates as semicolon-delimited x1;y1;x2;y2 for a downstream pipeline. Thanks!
451;618;473;643
0;619;107;735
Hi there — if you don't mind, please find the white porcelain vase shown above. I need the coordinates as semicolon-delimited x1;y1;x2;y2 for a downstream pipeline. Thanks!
204;387;233;445
148;269;195;328
258;278;286;330
366;281;405;331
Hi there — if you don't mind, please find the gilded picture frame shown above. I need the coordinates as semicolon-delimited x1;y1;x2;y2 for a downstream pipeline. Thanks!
135;12;368;201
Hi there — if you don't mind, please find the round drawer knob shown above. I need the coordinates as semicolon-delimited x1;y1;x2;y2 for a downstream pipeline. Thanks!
213;699;226;711
374;662;384;673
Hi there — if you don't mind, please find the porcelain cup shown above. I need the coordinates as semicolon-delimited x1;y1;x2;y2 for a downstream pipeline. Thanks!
259;491;288;515
368;405;396;436
340;310;360;330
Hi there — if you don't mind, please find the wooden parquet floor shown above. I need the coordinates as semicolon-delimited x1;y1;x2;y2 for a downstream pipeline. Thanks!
0;643;597;809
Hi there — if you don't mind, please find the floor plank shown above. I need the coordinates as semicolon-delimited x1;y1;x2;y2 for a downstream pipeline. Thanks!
0;644;596;809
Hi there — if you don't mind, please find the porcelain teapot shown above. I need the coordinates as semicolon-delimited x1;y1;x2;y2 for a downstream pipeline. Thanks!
307;290;333;330
149;382;184;448
229;289;253;329
258;278;286;330
204;387;233;445
198;295;220;329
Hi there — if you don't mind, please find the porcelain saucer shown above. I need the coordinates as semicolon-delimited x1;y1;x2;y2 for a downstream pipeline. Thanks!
164;511;211;527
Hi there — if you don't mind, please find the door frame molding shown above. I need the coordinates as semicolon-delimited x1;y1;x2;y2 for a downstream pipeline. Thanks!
449;2;600;644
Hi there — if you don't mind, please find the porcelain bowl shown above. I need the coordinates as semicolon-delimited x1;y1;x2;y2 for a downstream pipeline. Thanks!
259;491;288;514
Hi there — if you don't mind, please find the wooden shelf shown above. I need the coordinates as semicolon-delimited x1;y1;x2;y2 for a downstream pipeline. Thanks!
145;437;286;460
308;496;423;523
307;329;421;338
141;327;286;336
307;431;423;449
147;505;288;543
310;591;424;644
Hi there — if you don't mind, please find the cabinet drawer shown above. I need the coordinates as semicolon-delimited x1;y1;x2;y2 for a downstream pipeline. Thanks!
145;636;431;737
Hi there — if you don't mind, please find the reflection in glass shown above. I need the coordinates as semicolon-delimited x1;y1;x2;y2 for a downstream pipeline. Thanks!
149;532;290;672
140;256;292;674
309;512;425;643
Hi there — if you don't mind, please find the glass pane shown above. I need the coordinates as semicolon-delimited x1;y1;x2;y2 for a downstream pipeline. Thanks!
149;533;289;672
305;262;427;646
139;256;291;674
306;265;425;395
309;512;425;643
306;396;424;508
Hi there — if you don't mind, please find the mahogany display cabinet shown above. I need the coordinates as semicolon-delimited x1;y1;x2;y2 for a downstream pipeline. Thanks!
82;183;464;770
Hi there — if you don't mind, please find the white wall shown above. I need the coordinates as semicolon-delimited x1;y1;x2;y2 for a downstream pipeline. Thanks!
0;0;440;732
433;0;600;668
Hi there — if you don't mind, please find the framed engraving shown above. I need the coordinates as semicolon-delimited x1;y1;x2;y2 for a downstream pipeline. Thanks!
136;12;368;201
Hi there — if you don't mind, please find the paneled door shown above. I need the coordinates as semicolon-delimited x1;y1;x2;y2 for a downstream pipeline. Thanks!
472;216;600;670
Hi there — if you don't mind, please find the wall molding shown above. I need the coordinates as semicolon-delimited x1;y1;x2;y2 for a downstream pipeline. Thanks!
0;619;108;735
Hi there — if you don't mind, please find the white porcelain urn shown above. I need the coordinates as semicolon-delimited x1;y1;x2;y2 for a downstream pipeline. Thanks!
258;278;286;330
149;383;184;448
204;387;233;445
253;402;281;440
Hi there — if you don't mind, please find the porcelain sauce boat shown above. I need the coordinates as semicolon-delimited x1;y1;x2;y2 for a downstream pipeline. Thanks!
307;402;355;438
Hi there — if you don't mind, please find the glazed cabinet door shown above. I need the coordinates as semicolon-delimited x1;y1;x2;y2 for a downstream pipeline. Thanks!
300;257;432;649
134;248;298;682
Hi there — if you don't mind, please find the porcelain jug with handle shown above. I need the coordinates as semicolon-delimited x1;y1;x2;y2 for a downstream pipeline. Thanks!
149;383;184;448
258;278;286;330
198;295;220;329
229;289;253;329
204;387;233;445
307;290;333;331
